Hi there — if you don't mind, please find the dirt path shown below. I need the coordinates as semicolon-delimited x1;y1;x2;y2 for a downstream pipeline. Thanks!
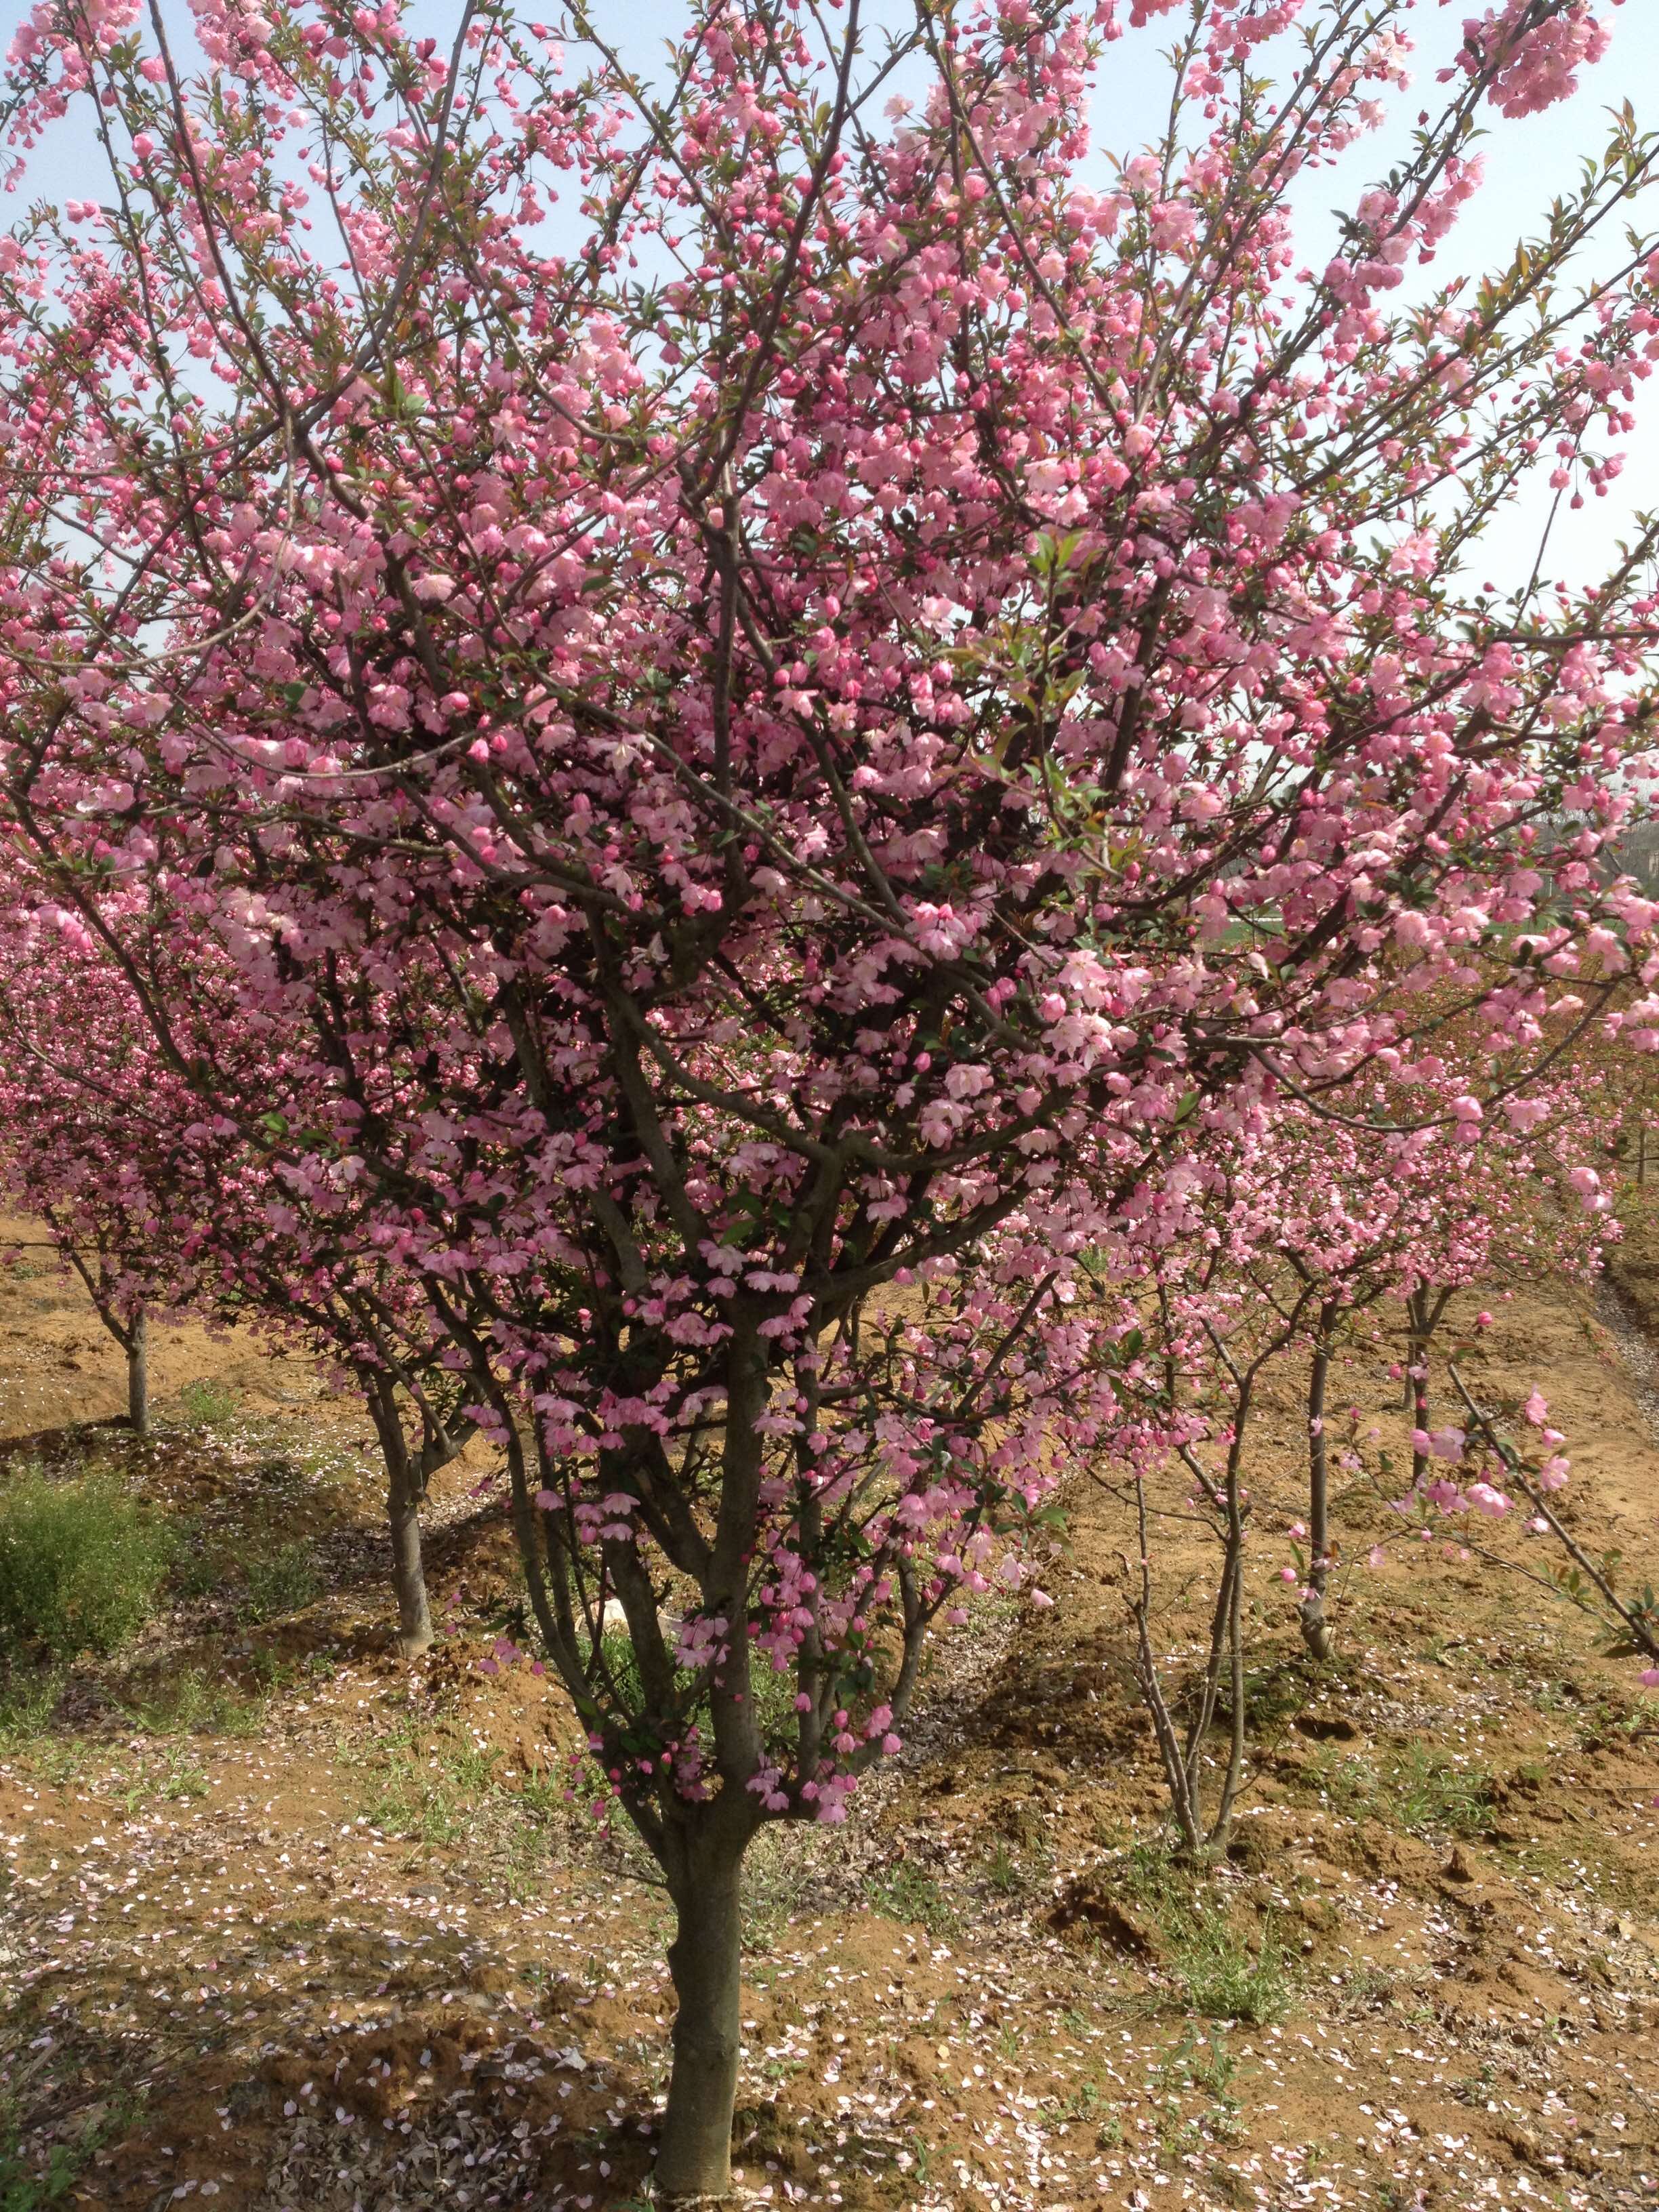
4;1231;1659;2209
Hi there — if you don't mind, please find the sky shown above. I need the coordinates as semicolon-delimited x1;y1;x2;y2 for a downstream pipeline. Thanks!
3;0;1656;593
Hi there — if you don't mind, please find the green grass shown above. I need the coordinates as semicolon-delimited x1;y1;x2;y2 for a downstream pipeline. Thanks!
122;1662;277;1739
0;2089;144;2211
362;1724;477;1845
738;1822;827;1950
0;1667;102;1788
1115;1836;1192;1915
176;1378;239;1426
1307;1744;1496;1840
865;1860;961;1938
981;1827;1054;1902
0;1469;173;1661
987;1839;1022;1894
1233;1650;1357;1736
588;1624;801;1744
169;1525;232;1601
0;1662;64;1746
155;1746;209;1803
1098;1841;1290;2024
361;1723;546;1856
243;1540;321;1622
1340;1963;1397;2010
358;1726;595;1902
1048;2074;1123;2142
1572;1691;1659;1752
1172;1911;1290;2025
117;1743;210;1813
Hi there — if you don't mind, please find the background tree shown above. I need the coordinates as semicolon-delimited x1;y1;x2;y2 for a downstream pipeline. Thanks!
0;899;471;1652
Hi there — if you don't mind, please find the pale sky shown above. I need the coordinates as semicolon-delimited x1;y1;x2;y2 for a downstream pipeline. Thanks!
4;0;1656;596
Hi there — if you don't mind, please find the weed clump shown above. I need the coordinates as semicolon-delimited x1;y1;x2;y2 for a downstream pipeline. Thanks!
1110;1841;1292;2025
1308;1743;1496;1840
867;1861;962;1938
0;1468;173;1661
176;1377;239;1426
243;1540;321;1622
0;2087;145;2211
1173;1911;1290;2026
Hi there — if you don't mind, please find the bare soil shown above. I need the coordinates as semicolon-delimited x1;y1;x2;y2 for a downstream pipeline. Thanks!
5;1214;1659;2211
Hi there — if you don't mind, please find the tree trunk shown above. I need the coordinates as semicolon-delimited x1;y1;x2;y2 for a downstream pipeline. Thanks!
1406;1289;1430;1488
388;1475;432;1657
127;1305;149;1438
656;1841;746;2207
1299;1307;1336;1662
1209;1523;1247;1856
365;1374;433;1658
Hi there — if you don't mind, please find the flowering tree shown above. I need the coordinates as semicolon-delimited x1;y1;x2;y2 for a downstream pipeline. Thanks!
1099;1058;1624;1853
0;928;164;1433
1252;1063;1616;1647
1;0;1658;2194
1109;1189;1329;1854
0;897;472;1650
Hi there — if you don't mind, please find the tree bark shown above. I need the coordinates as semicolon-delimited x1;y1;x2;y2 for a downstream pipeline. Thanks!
655;1837;747;2207
49;1226;149;1435
365;1374;434;1658
1406;1288;1431;1489
388;1474;432;1657
127;1304;150;1438
1299;1305;1336;1662
1210;1521;1247;1855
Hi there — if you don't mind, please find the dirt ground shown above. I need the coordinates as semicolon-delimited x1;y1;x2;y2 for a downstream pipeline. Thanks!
5;1209;1659;2211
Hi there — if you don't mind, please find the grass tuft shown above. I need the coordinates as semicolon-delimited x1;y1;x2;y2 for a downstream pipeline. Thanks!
0;2087;144;2211
0;1468;173;1662
176;1377;239;1426
866;1860;962;1938
243;1540;321;1623
1172;1911;1290;2026
1308;1743;1495;1840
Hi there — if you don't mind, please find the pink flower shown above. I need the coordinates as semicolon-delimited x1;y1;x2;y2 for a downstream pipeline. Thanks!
1412;1427;1465;1462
